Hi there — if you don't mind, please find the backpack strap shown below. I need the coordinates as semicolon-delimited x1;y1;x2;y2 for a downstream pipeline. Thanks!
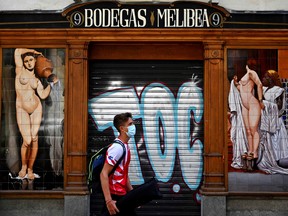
108;139;126;176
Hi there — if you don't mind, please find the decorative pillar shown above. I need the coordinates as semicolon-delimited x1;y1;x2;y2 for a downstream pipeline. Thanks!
64;41;89;216
65;41;89;192
201;41;227;194
200;41;227;216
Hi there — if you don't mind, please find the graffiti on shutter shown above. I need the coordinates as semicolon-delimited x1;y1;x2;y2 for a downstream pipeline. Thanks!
88;60;204;215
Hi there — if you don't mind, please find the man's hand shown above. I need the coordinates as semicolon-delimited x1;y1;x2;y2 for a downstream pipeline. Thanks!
106;200;119;215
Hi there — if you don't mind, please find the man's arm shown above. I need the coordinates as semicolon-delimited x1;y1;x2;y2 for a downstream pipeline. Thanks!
276;92;284;113
100;163;120;215
126;177;133;192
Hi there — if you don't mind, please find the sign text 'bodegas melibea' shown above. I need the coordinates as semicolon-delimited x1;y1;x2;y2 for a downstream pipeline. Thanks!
62;1;230;28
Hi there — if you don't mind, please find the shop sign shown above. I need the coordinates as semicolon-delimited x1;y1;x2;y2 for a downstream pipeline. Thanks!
62;1;230;28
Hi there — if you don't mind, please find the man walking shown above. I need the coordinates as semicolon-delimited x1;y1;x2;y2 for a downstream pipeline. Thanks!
100;112;137;216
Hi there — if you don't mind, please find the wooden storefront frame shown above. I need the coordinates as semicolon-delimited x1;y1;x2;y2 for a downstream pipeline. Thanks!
1;29;288;198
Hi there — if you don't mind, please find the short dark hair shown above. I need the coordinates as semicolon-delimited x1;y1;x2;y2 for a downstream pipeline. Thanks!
113;112;132;132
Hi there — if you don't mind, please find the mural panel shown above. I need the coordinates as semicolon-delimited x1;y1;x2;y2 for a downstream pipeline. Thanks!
0;48;65;190
228;49;288;192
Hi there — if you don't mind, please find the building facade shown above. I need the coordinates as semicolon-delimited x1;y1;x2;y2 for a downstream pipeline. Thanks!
1;1;288;216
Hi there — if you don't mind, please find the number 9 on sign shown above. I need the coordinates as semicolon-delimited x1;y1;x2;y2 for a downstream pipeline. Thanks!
209;12;223;27
71;11;84;27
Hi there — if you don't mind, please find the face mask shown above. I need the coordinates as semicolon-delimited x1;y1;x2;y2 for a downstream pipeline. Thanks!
126;124;136;138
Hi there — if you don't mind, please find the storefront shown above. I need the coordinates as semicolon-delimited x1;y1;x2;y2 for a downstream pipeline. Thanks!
1;1;288;216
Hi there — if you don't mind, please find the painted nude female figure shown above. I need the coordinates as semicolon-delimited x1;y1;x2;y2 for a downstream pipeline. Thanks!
233;60;265;170
14;48;51;180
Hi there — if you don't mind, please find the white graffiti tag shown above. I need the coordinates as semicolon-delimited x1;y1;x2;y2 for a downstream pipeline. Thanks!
88;78;203;190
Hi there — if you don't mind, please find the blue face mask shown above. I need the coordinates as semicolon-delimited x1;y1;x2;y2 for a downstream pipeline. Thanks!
126;124;136;138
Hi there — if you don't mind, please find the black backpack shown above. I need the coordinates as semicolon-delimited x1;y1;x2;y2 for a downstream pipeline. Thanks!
88;139;126;194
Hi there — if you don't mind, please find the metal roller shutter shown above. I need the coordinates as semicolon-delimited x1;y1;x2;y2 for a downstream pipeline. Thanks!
88;60;204;216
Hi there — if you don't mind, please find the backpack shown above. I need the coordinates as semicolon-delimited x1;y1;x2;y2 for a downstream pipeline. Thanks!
88;139;126;194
